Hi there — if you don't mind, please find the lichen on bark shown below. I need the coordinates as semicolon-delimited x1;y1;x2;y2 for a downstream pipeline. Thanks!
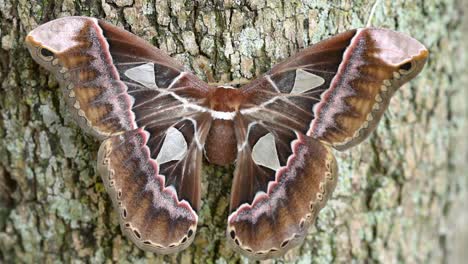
0;0;466;263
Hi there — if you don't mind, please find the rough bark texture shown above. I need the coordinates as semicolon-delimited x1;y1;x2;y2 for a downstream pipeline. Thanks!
0;0;466;263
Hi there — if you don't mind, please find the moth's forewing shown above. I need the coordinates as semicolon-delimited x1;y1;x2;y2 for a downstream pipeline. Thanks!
309;28;429;150
25;17;137;139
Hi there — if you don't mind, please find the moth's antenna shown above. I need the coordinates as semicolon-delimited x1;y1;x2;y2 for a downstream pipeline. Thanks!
366;0;382;27
197;61;216;83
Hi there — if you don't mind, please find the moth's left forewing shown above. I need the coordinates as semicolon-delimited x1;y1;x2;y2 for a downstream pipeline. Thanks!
25;17;138;139
25;17;210;140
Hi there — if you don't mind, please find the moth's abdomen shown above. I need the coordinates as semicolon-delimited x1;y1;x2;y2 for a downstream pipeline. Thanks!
204;87;245;165
205;119;237;165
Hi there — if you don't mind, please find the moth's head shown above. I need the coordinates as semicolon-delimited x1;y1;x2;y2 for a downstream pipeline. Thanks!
25;16;90;72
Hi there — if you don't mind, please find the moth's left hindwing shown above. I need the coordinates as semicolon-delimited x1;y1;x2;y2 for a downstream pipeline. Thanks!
97;128;199;252
25;17;213;253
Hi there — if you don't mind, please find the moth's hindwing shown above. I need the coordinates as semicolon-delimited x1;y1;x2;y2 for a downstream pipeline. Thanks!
228;123;338;259
97;128;198;253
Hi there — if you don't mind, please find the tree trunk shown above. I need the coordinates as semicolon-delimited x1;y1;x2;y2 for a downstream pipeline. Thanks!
1;0;466;263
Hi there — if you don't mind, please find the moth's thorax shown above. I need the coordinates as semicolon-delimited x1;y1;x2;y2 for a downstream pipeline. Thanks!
207;87;244;112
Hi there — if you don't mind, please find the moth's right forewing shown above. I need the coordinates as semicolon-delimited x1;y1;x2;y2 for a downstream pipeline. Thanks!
309;28;429;150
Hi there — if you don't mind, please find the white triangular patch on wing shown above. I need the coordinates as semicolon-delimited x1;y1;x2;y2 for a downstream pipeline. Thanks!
252;133;281;171
124;63;158;88
290;69;325;94
156;127;188;164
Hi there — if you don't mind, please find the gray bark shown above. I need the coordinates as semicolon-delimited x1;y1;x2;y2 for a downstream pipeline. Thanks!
1;0;466;263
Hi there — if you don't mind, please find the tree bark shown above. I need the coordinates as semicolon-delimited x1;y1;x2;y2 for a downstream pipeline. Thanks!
1;0;466;263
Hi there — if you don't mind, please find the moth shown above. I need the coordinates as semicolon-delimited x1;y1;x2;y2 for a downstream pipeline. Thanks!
25;16;428;259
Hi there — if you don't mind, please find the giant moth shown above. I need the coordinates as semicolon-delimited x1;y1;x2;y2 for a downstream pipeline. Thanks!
25;16;428;259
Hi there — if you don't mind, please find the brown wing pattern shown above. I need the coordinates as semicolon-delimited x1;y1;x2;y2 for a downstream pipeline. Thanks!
26;17;137;139
26;17;428;260
309;29;429;150
25;16;213;254
227;28;428;259
239;28;428;150
98;128;198;253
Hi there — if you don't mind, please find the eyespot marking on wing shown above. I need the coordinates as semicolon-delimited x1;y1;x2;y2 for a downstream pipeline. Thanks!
155;127;188;164
251;133;281;171
124;62;158;88
290;69;325;94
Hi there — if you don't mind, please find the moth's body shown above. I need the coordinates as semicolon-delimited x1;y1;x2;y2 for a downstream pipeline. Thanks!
204;86;241;165
26;16;428;260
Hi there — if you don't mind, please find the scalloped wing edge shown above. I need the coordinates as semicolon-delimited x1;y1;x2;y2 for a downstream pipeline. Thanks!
97;129;198;254
226;133;338;260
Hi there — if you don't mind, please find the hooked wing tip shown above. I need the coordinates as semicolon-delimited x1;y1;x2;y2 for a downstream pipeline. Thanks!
362;27;429;67
25;16;96;54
